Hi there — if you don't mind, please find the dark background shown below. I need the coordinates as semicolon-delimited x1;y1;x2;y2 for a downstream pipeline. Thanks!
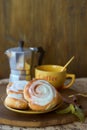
0;0;87;78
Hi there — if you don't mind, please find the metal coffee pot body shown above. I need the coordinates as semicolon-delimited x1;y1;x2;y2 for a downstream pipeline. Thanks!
5;41;45;82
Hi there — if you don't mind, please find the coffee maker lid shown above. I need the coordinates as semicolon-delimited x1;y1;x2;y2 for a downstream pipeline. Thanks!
8;40;29;53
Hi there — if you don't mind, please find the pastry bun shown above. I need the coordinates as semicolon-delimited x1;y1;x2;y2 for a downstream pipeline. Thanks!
24;79;62;111
5;80;29;109
4;93;28;109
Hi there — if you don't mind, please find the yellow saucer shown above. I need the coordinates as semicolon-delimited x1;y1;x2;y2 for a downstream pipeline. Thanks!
4;102;63;114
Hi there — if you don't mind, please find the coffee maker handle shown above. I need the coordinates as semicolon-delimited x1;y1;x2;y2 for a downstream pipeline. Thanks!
37;47;45;65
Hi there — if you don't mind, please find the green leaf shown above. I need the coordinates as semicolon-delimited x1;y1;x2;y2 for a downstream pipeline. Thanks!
73;106;85;122
56;104;74;114
56;104;85;122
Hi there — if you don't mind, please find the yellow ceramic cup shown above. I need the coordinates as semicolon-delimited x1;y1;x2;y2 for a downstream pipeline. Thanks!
35;65;75;90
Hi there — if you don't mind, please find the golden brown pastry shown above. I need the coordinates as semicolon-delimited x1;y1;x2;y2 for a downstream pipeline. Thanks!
5;80;29;109
24;79;62;111
4;92;28;109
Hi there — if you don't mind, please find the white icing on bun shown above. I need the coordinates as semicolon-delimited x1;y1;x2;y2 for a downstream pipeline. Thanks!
28;80;56;106
8;93;23;100
24;79;62;111
6;80;28;94
5;81;29;109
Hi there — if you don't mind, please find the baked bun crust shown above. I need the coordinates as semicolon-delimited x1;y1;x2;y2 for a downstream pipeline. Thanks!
4;93;28;109
5;81;29;109
24;79;62;111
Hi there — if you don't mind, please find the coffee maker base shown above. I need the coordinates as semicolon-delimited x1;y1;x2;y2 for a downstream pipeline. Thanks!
9;74;31;82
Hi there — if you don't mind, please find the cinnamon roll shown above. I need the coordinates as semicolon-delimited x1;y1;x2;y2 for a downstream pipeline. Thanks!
24;79;62;111
5;80;29;109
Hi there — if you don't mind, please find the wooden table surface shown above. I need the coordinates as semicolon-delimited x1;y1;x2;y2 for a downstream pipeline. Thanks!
0;78;87;130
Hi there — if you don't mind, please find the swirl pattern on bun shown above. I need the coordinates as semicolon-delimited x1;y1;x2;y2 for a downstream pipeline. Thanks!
24;79;62;111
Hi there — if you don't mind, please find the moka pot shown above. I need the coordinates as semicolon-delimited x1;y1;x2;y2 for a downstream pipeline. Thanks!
5;41;45;82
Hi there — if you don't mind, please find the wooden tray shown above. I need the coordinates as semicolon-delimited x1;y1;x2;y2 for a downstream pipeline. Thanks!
0;79;87;127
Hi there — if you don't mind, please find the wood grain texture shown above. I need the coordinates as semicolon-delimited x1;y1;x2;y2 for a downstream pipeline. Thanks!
0;0;87;78
0;78;87;127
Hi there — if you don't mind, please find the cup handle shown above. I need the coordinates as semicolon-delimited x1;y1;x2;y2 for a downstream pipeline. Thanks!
63;74;75;89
